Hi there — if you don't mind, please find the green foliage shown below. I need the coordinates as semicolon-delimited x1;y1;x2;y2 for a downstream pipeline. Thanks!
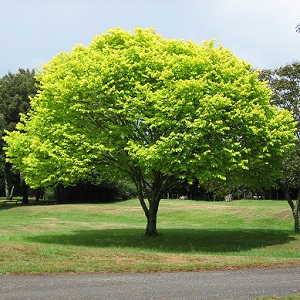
260;62;300;132
260;63;300;188
260;62;300;231
4;29;296;234
53;180;136;203
0;69;36;132
0;69;36;196
5;28;296;191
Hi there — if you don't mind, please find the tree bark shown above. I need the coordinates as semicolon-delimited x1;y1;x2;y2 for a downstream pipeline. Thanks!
4;174;15;200
283;186;300;232
134;171;163;236
145;171;164;236
8;185;15;200
145;196;160;236
295;189;300;232
35;192;40;202
4;178;10;199
55;184;64;204
22;181;29;204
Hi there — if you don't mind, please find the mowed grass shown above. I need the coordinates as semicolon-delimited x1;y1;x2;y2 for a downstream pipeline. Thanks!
0;199;299;274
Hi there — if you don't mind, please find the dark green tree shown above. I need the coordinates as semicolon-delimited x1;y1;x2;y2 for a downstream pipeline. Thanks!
0;69;36;203
260;62;300;231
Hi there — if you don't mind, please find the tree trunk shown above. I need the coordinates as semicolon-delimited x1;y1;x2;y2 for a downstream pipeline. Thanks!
34;187;45;202
35;192;40;202
295;189;300;232
8;185;15;200
4;172;9;199
5;185;15;200
55;184;64;204
4;174;15;200
22;182;29;204
283;186;300;232
4;178;10;200
145;196;160;236
134;171;163;236
295;201;300;232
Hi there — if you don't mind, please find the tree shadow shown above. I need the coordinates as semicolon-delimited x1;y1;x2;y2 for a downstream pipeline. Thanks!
27;228;295;254
0;200;59;210
0;203;23;210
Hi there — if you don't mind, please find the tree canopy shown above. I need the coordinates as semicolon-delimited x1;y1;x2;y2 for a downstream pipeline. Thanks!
4;28;296;235
0;69;36;131
260;62;300;136
0;69;36;201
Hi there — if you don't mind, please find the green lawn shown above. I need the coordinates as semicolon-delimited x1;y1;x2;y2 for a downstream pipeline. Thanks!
258;296;300;300
0;199;299;274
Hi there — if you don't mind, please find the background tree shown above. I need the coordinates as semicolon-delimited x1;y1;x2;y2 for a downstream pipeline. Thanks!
0;113;6;192
260;62;300;231
0;69;36;203
5;28;296;235
281;143;300;231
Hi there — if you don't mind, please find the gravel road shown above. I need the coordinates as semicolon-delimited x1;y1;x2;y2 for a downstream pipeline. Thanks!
1;267;300;300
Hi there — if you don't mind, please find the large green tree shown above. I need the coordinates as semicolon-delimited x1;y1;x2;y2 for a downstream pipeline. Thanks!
0;69;36;202
260;62;300;231
5;28;296;235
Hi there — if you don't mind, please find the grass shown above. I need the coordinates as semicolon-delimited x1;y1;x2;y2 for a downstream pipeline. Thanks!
257;296;300;299
0;199;300;274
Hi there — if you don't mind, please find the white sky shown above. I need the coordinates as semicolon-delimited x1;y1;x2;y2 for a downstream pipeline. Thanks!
0;0;299;77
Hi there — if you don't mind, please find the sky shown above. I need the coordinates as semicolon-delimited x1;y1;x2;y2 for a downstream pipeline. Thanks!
0;0;299;77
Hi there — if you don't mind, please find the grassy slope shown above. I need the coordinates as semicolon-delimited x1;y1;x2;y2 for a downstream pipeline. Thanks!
0;199;299;274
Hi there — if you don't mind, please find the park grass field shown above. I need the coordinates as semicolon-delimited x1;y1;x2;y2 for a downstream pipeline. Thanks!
0;199;299;274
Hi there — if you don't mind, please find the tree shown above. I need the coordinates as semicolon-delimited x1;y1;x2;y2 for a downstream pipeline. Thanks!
0;69;36;202
260;62;300;231
4;28;296;235
281;142;300;231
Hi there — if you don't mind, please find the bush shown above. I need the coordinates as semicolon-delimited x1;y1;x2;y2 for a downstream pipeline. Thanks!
48;180;137;203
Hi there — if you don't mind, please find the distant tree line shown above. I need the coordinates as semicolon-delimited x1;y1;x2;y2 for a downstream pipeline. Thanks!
259;62;300;231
